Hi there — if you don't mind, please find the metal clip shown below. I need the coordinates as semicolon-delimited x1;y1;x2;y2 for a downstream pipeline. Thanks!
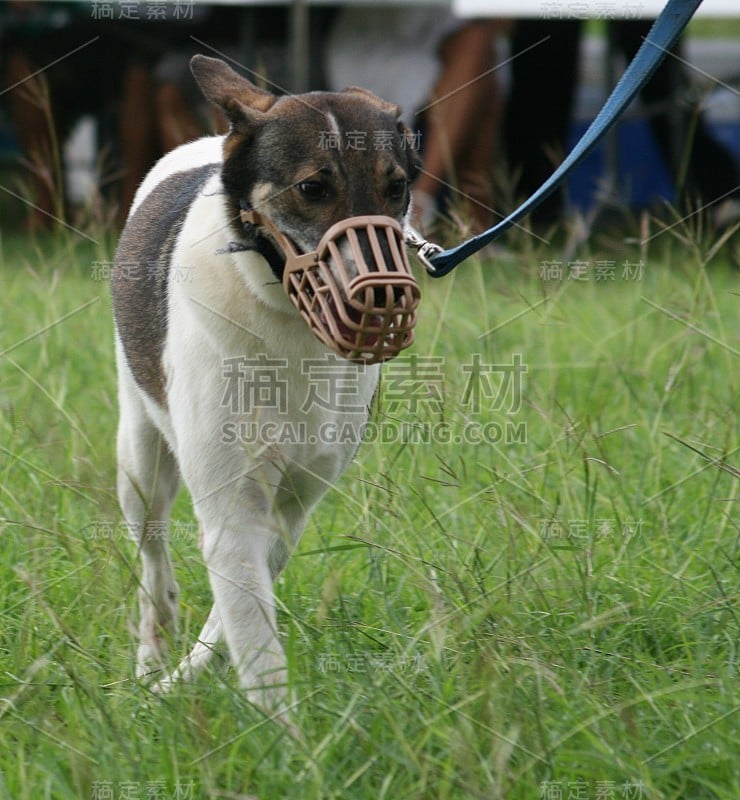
404;224;444;275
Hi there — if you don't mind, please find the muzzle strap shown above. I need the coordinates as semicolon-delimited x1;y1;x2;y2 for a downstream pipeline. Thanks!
238;202;287;275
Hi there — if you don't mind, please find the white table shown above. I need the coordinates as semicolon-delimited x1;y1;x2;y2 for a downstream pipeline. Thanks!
454;0;738;18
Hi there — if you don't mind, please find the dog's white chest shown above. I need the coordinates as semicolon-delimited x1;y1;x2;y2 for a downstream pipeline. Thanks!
164;273;379;499
221;354;377;458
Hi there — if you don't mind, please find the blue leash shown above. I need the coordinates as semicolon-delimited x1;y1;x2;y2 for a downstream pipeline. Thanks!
413;0;704;278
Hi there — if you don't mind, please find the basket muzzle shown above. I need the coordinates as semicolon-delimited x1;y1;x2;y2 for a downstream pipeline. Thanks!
241;209;420;363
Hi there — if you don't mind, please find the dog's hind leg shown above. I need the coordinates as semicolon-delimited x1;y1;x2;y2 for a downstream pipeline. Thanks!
154;521;226;690
153;603;225;691
116;363;181;679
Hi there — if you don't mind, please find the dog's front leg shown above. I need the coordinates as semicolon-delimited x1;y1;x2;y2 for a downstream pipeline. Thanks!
191;461;294;717
205;525;287;711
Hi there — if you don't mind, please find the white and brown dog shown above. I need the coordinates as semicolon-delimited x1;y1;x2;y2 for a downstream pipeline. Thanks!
111;55;421;716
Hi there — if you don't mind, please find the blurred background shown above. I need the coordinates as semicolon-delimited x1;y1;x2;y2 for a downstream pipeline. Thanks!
0;0;738;239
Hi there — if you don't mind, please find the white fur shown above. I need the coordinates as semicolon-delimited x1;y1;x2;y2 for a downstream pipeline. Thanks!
116;136;380;718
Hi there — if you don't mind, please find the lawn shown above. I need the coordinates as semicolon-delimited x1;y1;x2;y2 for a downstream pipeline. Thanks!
0;215;737;799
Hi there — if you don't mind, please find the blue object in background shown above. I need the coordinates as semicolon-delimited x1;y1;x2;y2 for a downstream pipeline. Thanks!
566;115;740;213
565;118;676;211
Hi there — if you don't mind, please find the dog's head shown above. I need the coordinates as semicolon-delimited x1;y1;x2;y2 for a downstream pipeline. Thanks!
191;55;422;362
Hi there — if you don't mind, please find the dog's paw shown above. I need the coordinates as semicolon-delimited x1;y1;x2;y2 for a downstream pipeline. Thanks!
246;689;303;742
135;643;168;681
136;584;179;676
149;674;173;695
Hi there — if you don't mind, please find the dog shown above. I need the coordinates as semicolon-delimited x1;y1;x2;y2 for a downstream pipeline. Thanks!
111;55;421;717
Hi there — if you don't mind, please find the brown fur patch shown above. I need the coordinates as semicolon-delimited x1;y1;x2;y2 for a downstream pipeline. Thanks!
112;164;218;405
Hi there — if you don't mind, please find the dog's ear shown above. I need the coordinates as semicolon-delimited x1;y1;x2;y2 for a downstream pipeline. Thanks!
190;55;276;129
341;86;401;119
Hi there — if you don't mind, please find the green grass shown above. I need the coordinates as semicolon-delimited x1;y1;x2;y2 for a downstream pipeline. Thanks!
0;216;737;800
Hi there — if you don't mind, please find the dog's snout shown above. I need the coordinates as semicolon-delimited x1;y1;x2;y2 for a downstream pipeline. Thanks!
336;226;411;307
345;226;396;276
285;214;419;362
328;218;418;305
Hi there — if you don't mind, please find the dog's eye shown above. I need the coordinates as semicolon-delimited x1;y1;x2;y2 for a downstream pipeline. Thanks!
297;181;328;201
387;179;407;201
